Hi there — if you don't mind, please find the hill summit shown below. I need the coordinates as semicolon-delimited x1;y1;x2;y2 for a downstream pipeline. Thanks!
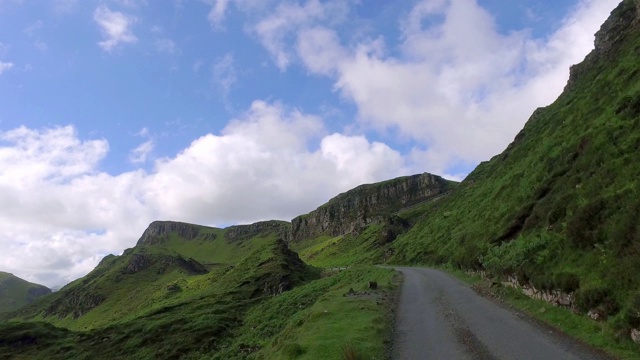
0;272;50;314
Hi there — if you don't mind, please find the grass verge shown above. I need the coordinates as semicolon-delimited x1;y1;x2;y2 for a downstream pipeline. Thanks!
443;267;640;360
212;265;400;359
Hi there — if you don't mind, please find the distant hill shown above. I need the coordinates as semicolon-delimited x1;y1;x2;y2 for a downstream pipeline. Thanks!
0;272;51;313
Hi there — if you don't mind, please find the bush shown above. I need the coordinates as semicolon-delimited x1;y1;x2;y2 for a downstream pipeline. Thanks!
481;234;552;276
575;286;619;316
282;343;305;359
552;272;580;293
341;342;365;360
566;198;607;248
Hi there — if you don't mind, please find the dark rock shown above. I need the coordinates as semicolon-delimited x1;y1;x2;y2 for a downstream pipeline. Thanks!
368;281;378;290
566;0;640;90
291;173;454;242
136;221;203;246
225;220;291;243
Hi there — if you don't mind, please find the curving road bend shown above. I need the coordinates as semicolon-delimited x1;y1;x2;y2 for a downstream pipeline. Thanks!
392;267;613;360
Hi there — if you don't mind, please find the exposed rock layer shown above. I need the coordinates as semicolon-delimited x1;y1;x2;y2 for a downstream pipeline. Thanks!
225;220;291;243
136;221;202;246
291;173;453;242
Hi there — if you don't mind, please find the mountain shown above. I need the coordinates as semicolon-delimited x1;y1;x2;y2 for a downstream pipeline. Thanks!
1;1;640;358
291;172;455;242
391;0;640;339
0;272;50;313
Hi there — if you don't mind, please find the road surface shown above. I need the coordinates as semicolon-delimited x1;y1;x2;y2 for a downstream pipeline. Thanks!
392;267;613;360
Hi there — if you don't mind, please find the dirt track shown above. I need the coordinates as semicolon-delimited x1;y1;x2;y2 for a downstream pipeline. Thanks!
392;267;614;360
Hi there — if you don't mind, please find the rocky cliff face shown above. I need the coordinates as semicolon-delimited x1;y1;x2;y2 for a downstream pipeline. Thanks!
566;0;640;90
291;173;454;242
136;221;206;246
224;220;291;243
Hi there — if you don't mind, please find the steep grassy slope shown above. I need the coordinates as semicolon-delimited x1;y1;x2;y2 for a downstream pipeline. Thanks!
392;0;640;334
0;272;50;313
8;245;210;330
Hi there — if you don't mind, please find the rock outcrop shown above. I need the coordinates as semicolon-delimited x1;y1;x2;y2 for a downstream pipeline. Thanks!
502;275;576;310
224;220;291;243
566;0;640;90
291;173;454;242
136;221;205;246
123;251;208;275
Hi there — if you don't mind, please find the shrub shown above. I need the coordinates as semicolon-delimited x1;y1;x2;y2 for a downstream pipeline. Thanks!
566;198;607;248
552;272;580;293
575;286;619;316
341;342;365;360
282;343;305;359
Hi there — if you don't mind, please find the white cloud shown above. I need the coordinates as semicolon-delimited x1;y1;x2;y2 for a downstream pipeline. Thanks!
0;102;412;287
252;0;350;70
291;0;619;175
93;5;138;52
212;53;236;96
207;0;230;29
0;61;13;74
129;140;154;164
154;38;179;54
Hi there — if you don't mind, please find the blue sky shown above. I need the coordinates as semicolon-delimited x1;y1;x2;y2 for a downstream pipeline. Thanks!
0;0;619;286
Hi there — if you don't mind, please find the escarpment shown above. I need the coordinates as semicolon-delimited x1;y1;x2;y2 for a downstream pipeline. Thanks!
290;173;456;242
136;221;204;246
225;220;291;242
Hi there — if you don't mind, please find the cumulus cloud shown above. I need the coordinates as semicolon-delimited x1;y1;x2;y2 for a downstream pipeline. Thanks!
265;0;618;175
0;102;411;287
252;0;350;70
93;5;138;52
0;61;13;74
129;140;154;164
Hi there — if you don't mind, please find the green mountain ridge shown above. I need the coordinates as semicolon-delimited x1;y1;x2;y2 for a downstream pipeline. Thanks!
1;1;640;358
0;272;50;314
391;0;640;338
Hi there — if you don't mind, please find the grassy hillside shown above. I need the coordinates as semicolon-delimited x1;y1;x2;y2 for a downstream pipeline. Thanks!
0;242;397;359
0;238;321;359
0;272;50;314
392;0;640;336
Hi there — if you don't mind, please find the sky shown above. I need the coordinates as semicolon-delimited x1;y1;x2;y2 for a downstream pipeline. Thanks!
0;0;620;287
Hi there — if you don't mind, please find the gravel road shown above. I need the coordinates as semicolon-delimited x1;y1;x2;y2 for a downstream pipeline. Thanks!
392;267;614;360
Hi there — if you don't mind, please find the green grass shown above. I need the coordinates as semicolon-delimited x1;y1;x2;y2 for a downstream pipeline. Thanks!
0;238;321;359
390;0;640;339
442;267;640;359
298;225;389;268
210;265;399;360
149;226;278;266
0;272;50;314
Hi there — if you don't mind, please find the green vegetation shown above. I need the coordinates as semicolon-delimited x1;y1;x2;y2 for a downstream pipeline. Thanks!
2;3;640;359
0;221;397;360
391;0;640;345
0;272;50;314
212;266;397;359
443;268;640;359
